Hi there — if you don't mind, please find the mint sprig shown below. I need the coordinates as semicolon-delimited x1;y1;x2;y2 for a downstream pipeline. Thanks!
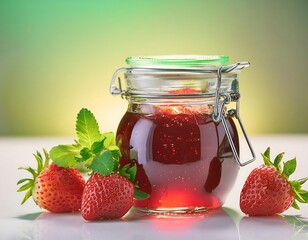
88;150;114;176
50;108;119;175
49;108;149;200
76;108;101;149
50;144;82;168
262;147;308;210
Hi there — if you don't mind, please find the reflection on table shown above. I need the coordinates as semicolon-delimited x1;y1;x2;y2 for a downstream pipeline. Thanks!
2;208;308;240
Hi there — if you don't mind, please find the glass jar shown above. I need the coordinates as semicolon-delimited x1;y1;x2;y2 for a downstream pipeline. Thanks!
110;55;255;213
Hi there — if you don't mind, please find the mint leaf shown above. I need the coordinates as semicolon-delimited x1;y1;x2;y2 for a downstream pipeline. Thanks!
134;188;150;200
108;145;122;159
50;144;82;168
88;150;114;176
76;108;101;149
91;140;105;155
75;147;93;163
101;132;116;148
282;158;297;179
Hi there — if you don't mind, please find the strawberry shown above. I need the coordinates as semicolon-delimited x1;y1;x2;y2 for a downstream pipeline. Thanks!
81;173;134;221
240;148;308;216
17;149;86;213
81;159;149;221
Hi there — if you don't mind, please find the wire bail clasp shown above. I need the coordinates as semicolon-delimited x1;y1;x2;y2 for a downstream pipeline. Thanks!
212;62;255;167
110;67;127;98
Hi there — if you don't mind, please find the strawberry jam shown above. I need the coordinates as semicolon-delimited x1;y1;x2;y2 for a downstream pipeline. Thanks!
116;104;239;212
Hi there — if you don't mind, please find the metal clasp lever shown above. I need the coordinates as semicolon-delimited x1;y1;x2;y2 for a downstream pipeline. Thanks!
221;102;256;167
213;62;255;167
110;67;127;97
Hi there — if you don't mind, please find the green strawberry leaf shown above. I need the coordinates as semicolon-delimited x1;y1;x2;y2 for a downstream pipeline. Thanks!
290;180;302;191
113;159;120;172
33;151;43;173
282;158;297;179
263;147;270;159
261;153;274;167
290;179;308;204
294;190;308;203
50;144;83;168
298;177;308;185
18;166;37;179
88;150;114;176
21;188;33;205
17;181;34;192
298;189;308;194
298;192;308;203
294;191;306;203
119;164;137;182
292;200;300;210
42;149;50;169
127;164;137;182
273;152;284;171
134;188;150;200
119;164;131;179
76;108;101;149
17;178;33;185
18;149;50;205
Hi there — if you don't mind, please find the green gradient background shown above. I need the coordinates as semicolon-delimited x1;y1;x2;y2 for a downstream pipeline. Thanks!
0;0;307;136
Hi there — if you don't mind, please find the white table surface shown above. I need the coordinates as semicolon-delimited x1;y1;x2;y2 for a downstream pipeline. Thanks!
1;135;308;240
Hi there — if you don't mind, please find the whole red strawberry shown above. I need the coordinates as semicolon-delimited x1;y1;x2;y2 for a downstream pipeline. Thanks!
240;148;308;216
81;173;134;221
18;149;86;213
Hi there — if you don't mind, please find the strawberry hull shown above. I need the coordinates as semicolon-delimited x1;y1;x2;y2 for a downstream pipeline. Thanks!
116;107;240;213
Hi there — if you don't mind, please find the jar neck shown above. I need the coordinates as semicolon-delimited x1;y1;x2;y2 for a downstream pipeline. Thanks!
127;100;219;116
124;70;238;100
110;62;249;99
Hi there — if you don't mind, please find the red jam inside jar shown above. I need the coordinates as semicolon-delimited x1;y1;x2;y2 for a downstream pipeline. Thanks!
111;55;253;213
116;102;239;212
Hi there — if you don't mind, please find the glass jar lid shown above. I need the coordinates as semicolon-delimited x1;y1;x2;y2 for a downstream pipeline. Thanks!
126;55;229;69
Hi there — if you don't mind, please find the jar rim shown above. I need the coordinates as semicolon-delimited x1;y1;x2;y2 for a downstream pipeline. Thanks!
126;55;229;68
